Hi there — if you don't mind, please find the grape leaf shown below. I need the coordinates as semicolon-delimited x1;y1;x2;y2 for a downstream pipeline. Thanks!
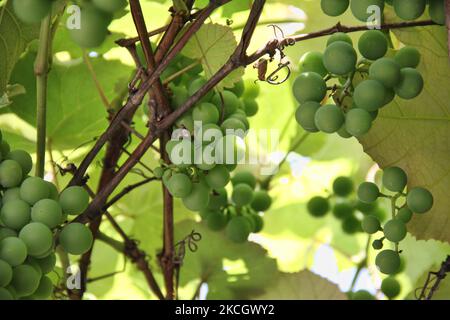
254;270;347;300
0;1;40;96
359;25;450;243
182;23;244;90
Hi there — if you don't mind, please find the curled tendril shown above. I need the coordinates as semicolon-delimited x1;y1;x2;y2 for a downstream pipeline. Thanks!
174;230;202;264
267;61;291;85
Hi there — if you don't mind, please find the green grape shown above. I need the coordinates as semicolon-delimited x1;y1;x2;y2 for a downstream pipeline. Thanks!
0;259;12;287
0;287;13;300
292;72;327;103
207;188;228;210
321;0;349;16
59;186;90;215
298;52;328;77
372;207;388;223
32;275;53;300
337;125;353;139
295;102;320;133
6;150;32;175
250;190;272;212
369;58;401;88
332;202;354;220
0;237;27;266
206;211;228;231
356;200;377;214
170;85;189;109
376;250;401;274
25;257;43;278
372;239;384;250
153;167;164;179
251;214;264;233
230;79;245;97
12;0;53;24
244;215;256;232
59;223;93;255
214;135;246;165
383;88;395;106
31;199;63;229
205;166;230;189
20;177;50;205
211;91;240;118
92;0;127;13
0;227;17;241
394;46;421;68
394;256;406;275
332;176;354;197
350;0;385;21
35;253;56;274
381;276;401;299
307;196;330;217
182;182;210;211
228;113;250;130
382;166;407;192
11;264;40;298
428;0;446;25
192;102;219;124
351;290;376;300
393;0;426;20
45;181;59;201
69;7;111;48
0;160;23;188
188;77;213;103
361;215;381;234
342;216;361;234
357;182;380;203
323;41;357;75
232;184;254;207
345;108;373;137
314;104;345;133
243;80;260;99
199;208;213;220
169;139;194;167
242;98;259;117
19;222;53;257
353;80;386;112
221;118;247;133
231;171;257;189
358;30;388;60
326;32;353;47
397;207;413;223
167;173;192;198
395;68;423;100
1;200;31;230
225;216;251;243
175;113;195;132
406;187;433;213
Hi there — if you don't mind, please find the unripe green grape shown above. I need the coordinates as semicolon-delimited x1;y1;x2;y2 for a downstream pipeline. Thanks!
221;118;247;133
170;85;189;109
31;199;63;229
292;72;327;103
231;171;257;189
69;7;111;48
6;150;32;175
357;182;380;203
207;188;228;210
45;181;59;201
59;186;90;215
307;196;330;217
382;166;407;192
332;202;354;220
182;182;210;211
356;200;377;214
381;276;401;299
167;173;192;198
326;33;353;47
193;102;220;124
395;68;423;100
20;177;50;205
394;47;421;68
342;215;361;234
376;250;401;274
383;88;395;106
232;184;254;207
298;52;328;77
350;0;385;21
251;214;264;233
295;102;320;133
19;222;53;257
205;166;230;189
345;108;373;137
373;207;388;223
225;216;251;243
243;80;260;99
358;30;388;60
228;113;250;130
242;98;259;117
362;215;381;234
35;253;56;274
428;0;446;25
406;187;433;213
25;257;43;278
0;237;27;266
397;207;413;223
11;264;40;298
0;227;17;241
230;79;245;97
32;275;53;300
189;78;214;103
12;0;53;24
372;239;384;250
337;125;353;139
206;211;227;231
59;223;93;255
175;113;195;133
0;160;23;188
251;190;272;212
351;290;376;300
314;104;345;133
0;259;12;287
393;0;426;20
92;0;127;13
0;287;13;300
369;58;401;88
153;167;164;179
199;208;213;220
321;0;349;16
353;80;386;112
323;41;357;75
214;134;246;165
1;200;31;230
333;176;354;197
211;91;240;118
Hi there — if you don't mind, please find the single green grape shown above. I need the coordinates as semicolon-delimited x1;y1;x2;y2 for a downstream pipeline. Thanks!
92;0;127;13
292;72;327;103
12;0;53;24
250;190;272;212
205;166;230;189
332;202;354;220
298;52;328;77
428;0;446;25
2;188;21;203
345;108;373;137
167;173;192;198
326;33;353;47
6;150;33;175
393;0;426;20
242;98;259;117
314;104;345;133
332;176;354;197
228;113;250;131
251;214;264;233
230;79;245;97
0;237;28;266
351;290;376;300
153;167;164;179
206;211;228;231
69;6;111;48
11;264;41;298
355;200;378;214
45;181;59;201
211;90;240;117
357;182;380;203
375;249;401;275
394;47;421;68
321;0;349;16
372;239;384;250
350;0;385;21
59;186;90;215
0;160;23;188
337;125;353;139
342;215;361;234
221;118;247;133
307;196;330;217
31;199;63;229
323;41;357;75
170;85;189;109
59;223;93;255
32;275;54;300
193;102;220;124
243;80;260;99
369;58;401;88
362;215;381;234
353;80;386;112
19;222;53;257
1;200;31;230
225;216;251;243
406;187;433;213
232;184;254;207
397;207;413;223
188;77;214;103
358;30;388;60
395;68;424;100
295;102;321;133
382;166;407;192
20;177;50;205
231;171;257;189
182;182;210;211
0;259;12;287
381;276;401;299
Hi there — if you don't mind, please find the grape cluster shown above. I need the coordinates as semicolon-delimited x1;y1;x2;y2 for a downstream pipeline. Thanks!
13;0;127;48
306;176;388;235
0;131;92;300
358;166;433;275
321;0;446;25
294;30;424;139
349;272;402;300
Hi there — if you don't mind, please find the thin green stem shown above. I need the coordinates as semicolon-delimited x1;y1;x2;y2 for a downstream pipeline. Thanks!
162;61;200;85
97;232;125;253
349;235;371;292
